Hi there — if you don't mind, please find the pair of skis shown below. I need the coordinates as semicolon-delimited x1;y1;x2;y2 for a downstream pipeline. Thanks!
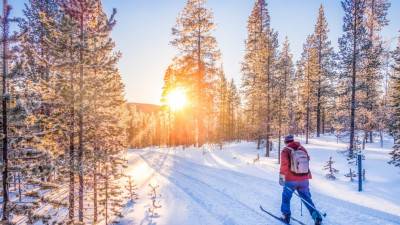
259;205;306;225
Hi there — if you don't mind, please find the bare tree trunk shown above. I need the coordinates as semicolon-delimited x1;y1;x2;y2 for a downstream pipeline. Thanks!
316;31;322;138
306;49;311;145
362;132;366;150
306;102;310;144
349;1;359;157
265;46;271;157
322;107;325;134
93;161;98;223
278;95;282;164
78;13;85;222
195;19;202;148
316;90;321;138
2;1;10;220
18;172;21;202
68;134;75;221
369;131;373;143
105;161;109;225
68;66;75;221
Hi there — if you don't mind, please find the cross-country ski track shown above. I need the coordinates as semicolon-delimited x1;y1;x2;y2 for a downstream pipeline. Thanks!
118;137;400;225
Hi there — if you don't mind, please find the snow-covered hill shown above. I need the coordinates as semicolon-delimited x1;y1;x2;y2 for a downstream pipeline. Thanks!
118;135;400;225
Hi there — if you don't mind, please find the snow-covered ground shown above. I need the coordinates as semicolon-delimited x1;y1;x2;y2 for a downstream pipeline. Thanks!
118;134;400;225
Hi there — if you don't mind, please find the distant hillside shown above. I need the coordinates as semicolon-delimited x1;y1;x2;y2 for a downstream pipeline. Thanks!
128;103;161;114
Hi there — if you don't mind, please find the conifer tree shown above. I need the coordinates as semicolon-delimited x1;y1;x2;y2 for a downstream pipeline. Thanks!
58;1;121;221
378;45;394;147
20;0;59;82
313;5;336;137
389;34;400;168
216;69;228;147
275;37;294;159
338;0;368;156
323;157;339;180
20;1;80;221
214;69;240;146
360;0;390;143
27;5;81;220
20;1;127;223
297;35;319;144
227;79;241;141
170;0;221;147
242;0;278;156
0;0;26;220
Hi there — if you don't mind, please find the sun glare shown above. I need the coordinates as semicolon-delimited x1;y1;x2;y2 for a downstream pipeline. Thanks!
167;88;187;111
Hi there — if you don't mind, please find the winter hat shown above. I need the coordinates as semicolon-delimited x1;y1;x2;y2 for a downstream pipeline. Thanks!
284;135;294;143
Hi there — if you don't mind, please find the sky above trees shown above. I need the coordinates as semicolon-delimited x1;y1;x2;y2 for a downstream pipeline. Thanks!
8;0;400;104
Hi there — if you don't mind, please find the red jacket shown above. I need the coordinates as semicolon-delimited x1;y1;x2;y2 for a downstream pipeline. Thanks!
279;141;312;181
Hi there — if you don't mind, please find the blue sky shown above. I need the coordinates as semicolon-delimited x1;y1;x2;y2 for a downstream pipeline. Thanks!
8;0;400;104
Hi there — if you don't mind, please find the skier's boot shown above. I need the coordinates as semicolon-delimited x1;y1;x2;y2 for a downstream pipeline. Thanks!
282;213;291;224
312;211;322;225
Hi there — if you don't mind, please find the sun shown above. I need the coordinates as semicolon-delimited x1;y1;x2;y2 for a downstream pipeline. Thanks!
167;88;188;111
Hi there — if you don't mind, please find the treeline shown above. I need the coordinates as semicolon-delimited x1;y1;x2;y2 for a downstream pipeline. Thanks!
131;0;400;169
241;0;398;162
1;0;128;224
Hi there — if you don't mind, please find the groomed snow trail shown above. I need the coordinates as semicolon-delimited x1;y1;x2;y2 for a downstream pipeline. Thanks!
118;139;400;225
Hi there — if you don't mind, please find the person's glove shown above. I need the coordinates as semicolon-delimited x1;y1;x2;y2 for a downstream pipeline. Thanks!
279;174;285;186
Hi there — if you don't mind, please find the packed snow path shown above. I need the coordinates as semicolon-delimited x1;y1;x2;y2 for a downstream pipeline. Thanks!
119;136;400;225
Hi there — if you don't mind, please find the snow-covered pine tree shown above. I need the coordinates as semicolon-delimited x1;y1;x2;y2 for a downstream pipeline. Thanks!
126;176;138;202
170;0;221;147
214;70;240;146
20;0;59;82
297;35;319;144
312;5;336;137
389;34;400;168
97;137;127;224
323;157;339;180
241;0;278;156
0;1;57;221
338;0;368;157
58;1;122;222
60;1;96;221
20;1;127;223
19;2;81;222
85;43;126;225
359;0;390;143
25;5;81;220
275;37;294;160
226;79;241;141
216;68;229;148
377;45;394;147
345;168;357;182
332;96;348;143
0;0;28;220
75;4;127;224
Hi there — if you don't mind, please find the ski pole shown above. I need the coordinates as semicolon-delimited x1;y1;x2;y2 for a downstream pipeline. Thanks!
285;186;327;217
300;200;303;216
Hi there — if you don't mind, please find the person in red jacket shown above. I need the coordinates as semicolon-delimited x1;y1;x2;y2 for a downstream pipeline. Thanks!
279;135;322;225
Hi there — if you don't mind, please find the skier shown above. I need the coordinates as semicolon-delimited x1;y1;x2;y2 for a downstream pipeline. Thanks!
279;135;323;225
